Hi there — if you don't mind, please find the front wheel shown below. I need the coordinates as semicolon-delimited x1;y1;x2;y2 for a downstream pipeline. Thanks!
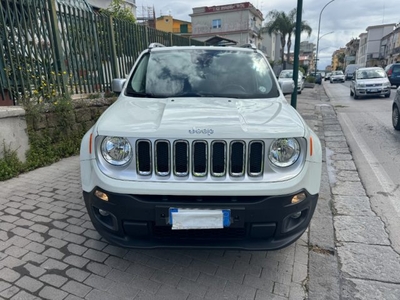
393;106;400;130
385;93;391;98
353;92;359;99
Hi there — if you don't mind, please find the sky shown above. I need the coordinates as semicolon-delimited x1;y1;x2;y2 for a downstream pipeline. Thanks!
136;0;400;69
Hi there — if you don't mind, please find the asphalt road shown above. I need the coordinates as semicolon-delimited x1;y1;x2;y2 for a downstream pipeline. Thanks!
323;80;400;254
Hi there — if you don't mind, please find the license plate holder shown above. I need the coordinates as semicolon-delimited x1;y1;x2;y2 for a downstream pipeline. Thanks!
169;208;231;230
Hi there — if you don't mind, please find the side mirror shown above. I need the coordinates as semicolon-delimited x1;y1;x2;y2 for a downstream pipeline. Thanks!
111;79;126;94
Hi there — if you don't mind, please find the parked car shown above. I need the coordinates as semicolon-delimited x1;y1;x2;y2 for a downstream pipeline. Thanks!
350;67;391;99
385;63;400;88
315;73;322;84
278;69;304;94
330;71;345;83
345;64;360;80
324;72;332;81
392;86;400;130
80;43;322;250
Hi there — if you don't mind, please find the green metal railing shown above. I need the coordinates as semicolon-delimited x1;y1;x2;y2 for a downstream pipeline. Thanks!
0;0;207;105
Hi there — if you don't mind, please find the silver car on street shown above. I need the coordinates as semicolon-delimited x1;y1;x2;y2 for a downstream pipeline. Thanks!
350;67;391;99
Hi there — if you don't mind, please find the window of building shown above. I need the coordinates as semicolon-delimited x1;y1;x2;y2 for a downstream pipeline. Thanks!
212;19;221;29
180;24;188;33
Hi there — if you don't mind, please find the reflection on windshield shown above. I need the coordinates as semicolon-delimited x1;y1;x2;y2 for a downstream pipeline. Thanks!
127;49;279;99
356;69;386;79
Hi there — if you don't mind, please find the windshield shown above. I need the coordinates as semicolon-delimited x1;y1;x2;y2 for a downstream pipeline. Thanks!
356;69;386;79
332;71;344;75
126;49;279;99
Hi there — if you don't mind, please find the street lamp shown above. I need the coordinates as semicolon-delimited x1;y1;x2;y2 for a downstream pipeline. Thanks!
315;0;336;75
319;31;334;41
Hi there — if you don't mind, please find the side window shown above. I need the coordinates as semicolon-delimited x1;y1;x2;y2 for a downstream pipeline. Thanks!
393;65;400;75
212;19;222;29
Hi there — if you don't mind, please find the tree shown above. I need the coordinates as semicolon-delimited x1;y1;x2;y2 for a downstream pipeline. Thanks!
262;8;312;69
101;0;136;23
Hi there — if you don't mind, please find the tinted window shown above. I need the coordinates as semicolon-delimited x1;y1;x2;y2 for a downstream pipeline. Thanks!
126;49;279;99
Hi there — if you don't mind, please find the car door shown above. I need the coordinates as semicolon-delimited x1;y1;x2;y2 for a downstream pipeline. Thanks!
393;65;400;83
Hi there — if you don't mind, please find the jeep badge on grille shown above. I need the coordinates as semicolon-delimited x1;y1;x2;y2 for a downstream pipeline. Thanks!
189;127;214;136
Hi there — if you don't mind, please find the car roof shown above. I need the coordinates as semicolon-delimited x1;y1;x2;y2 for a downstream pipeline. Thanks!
357;67;383;71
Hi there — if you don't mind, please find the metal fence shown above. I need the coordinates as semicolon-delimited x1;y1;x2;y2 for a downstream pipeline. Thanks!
0;0;206;105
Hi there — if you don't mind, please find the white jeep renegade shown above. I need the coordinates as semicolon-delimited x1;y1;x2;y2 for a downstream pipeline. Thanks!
80;43;322;250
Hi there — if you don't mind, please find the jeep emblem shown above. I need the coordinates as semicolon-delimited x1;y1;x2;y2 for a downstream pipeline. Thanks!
189;127;214;136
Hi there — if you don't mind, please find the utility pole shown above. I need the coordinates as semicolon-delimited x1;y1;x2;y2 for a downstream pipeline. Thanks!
291;0;303;109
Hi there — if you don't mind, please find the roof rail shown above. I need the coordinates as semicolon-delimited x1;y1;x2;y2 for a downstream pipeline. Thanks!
240;43;257;50
148;43;165;49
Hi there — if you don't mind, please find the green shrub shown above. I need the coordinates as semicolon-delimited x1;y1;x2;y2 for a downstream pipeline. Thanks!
306;76;316;83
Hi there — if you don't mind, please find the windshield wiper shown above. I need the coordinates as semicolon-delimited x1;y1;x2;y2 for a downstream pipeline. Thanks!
172;92;215;97
125;91;162;98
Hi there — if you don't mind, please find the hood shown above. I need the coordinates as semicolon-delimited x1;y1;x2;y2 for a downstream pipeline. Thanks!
96;96;305;139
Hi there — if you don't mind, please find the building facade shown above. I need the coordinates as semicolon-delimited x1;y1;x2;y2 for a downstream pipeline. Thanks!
356;23;396;67
331;48;346;70
190;2;263;48
344;38;359;67
299;41;315;71
156;15;192;36
380;25;400;66
259;31;281;61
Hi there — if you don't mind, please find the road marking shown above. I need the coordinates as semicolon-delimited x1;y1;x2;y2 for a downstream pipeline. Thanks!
340;113;400;215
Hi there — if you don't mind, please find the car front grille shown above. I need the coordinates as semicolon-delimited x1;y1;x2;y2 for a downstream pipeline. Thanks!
136;139;265;178
365;83;382;87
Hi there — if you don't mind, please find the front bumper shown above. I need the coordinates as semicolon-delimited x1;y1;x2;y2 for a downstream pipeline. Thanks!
83;188;318;250
356;87;390;96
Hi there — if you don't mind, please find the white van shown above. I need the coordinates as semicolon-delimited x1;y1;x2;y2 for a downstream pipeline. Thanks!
345;64;360;80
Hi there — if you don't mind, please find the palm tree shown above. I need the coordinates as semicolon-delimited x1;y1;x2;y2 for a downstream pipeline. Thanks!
262;8;312;69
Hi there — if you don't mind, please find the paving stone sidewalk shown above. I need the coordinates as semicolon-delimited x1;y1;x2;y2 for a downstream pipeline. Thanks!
1;85;399;300
304;85;400;300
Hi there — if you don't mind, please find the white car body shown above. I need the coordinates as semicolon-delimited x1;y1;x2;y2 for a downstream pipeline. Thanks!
80;44;322;250
330;71;345;83
278;70;304;94
350;67;391;99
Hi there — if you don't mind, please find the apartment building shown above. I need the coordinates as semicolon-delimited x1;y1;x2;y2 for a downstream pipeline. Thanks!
190;2;263;49
356;23;396;67
156;15;192;37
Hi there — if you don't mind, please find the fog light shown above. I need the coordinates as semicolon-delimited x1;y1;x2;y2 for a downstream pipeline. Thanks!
95;190;109;201
99;209;110;217
291;192;306;204
291;212;302;219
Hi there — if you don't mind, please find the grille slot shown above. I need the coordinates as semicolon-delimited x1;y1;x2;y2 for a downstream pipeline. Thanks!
155;140;170;176
248;141;264;176
211;141;226;177
174;140;189;176
230;141;245;176
135;139;265;178
193;141;207;176
137;140;152;175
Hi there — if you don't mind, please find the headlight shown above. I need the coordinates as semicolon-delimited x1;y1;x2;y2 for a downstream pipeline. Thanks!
384;82;391;87
101;137;133;166
356;83;365;88
268;138;300;167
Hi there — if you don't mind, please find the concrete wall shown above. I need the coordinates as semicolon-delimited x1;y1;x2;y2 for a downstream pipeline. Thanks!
0;99;114;163
0;107;29;162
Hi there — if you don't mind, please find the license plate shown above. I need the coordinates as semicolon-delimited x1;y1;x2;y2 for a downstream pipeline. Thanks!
169;208;231;230
368;89;378;92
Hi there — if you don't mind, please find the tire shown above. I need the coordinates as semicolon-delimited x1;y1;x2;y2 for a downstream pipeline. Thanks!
393;106;400;130
353;92;359;99
385;92;390;98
